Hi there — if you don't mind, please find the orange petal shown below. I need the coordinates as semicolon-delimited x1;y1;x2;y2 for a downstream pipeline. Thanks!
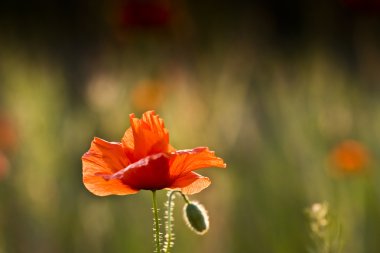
84;138;130;173
126;111;170;161
82;138;137;196
168;172;211;195
121;127;135;160
106;153;172;191
83;174;138;196
169;147;226;178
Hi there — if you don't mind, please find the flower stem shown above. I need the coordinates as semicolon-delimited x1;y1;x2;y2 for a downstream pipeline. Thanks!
179;191;190;204
164;191;190;253
164;191;176;253
152;190;161;252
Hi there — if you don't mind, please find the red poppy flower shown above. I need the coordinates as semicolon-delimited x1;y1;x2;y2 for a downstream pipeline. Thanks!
330;140;370;173
120;0;172;29
82;111;226;196
0;152;9;180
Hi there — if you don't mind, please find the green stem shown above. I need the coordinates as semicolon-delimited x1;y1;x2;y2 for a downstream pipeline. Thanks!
164;191;176;253
164;191;190;253
179;191;190;204
152;190;161;253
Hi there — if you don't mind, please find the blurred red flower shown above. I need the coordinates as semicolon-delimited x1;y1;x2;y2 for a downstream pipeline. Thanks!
82;111;226;196
0;152;9;180
0;112;18;152
330;140;370;173
0;111;18;180
120;0;172;29
131;79;167;111
342;0;380;12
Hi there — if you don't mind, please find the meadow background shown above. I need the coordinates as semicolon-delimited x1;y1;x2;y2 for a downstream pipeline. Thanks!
1;1;380;252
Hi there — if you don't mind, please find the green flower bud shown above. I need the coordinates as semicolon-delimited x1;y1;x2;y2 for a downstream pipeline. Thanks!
183;202;209;235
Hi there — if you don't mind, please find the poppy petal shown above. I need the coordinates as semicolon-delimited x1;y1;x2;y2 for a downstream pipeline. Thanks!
83;173;138;196
83;137;130;172
169;147;226;178
126;111;170;160
82;138;137;196
106;152;172;190
168;172;211;195
121;127;135;159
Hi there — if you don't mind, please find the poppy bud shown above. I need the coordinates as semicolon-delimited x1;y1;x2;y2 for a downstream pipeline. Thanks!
183;202;209;235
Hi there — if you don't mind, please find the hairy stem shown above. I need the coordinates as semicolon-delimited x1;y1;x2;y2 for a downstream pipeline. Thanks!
164;191;176;253
164;191;190;253
152;190;161;252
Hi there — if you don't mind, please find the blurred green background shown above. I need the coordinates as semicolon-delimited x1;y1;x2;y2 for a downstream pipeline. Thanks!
1;1;380;252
